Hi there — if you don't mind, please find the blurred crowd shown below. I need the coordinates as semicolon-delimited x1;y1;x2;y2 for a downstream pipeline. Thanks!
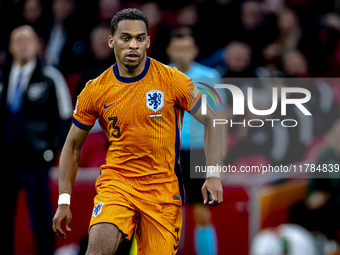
2;0;340;78
2;0;340;254
1;0;340;162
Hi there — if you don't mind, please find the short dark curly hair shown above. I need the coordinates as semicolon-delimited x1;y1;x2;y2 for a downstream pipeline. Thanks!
110;8;149;36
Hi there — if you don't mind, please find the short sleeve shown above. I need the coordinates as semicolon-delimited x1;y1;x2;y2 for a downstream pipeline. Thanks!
73;81;97;130
173;68;201;114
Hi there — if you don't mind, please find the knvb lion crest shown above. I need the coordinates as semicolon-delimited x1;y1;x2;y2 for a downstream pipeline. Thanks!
92;202;104;217
146;90;164;112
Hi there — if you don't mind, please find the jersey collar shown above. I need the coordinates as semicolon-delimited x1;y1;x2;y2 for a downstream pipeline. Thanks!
113;57;150;83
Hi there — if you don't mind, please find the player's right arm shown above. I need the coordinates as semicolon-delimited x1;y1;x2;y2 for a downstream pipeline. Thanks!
52;79;96;238
52;124;89;239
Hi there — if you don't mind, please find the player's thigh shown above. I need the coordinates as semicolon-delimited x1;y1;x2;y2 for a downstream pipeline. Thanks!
90;186;138;241
86;223;123;255
136;203;182;255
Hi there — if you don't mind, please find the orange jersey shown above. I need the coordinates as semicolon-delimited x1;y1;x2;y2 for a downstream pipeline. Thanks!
73;57;201;206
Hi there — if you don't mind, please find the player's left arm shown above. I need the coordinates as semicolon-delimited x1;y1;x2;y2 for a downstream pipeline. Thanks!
172;68;223;205
191;104;224;206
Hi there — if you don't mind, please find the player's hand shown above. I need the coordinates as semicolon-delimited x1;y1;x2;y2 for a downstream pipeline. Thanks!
201;177;223;206
52;204;72;239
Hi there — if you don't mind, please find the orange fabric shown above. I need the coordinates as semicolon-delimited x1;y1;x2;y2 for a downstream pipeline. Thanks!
90;183;182;255
73;57;201;206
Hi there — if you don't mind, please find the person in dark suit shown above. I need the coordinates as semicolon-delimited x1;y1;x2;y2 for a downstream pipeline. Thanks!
0;25;73;255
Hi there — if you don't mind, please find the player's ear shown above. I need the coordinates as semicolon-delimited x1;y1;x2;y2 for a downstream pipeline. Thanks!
146;36;150;49
108;35;114;49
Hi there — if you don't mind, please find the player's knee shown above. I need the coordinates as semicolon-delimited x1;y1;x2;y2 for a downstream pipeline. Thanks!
86;223;123;255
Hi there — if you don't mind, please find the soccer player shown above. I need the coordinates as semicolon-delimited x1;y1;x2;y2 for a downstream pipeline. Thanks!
52;8;223;255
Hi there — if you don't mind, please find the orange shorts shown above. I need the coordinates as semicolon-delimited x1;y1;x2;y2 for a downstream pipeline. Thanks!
89;182;182;255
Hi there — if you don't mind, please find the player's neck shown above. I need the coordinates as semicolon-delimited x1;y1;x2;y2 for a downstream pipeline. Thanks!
116;56;147;78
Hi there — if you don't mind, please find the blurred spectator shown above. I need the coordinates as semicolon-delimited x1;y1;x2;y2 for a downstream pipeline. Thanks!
304;78;338;137
225;77;316;165
241;1;263;31
178;3;225;60
223;41;254;78
97;0;121;25
139;2;169;64
45;0;74;68
318;13;340;76
282;52;339;136
90;25;114;64
197;0;240;57
283;50;310;77
44;0;91;76
75;24;114;102
22;0;42;24
0;25;72;254
21;0;48;39
290;120;340;242
232;0;278;64
262;0;285;15
268;78;313;164
225;90;274;165
270;8;322;75
0;1;16;69
261;43;284;74
167;27;225;255
276;9;303;53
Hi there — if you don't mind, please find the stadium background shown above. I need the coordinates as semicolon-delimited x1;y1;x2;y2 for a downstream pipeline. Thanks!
2;0;340;254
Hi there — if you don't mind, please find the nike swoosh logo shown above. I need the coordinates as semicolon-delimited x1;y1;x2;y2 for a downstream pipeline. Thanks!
104;102;117;109
174;244;179;251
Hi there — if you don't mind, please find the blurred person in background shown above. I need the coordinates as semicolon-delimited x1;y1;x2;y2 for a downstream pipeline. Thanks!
222;41;254;78
276;9;303;55
267;77;312;164
45;0;74;69
317;13;340;76
270;8;322;75
232;0;278;65
20;0;48;40
197;0;240;58
224;91;274;165
75;24;115;99
0;25;73;255
283;49;310;77
45;0;91;76
262;0;285;15
224;77;311;166
139;2;169;64
290;120;340;243
0;1;16;70
282;50;339;137
167;27;226;255
176;4;209;60
221;41;255;122
97;0;121;25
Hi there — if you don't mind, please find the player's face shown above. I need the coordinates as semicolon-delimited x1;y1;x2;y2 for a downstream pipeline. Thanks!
109;20;150;70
